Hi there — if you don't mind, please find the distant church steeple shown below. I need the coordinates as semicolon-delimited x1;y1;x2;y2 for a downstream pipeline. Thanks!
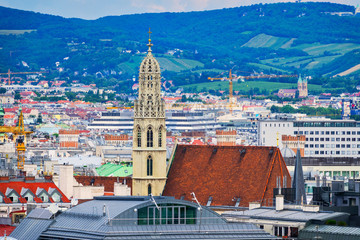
132;30;167;196
292;135;306;205
297;75;308;98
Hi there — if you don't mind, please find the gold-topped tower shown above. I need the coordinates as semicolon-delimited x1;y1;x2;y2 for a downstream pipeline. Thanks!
132;31;167;196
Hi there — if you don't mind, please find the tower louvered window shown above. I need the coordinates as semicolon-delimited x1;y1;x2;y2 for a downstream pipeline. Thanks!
137;126;141;147
147;155;153;176
147;127;153;147
158;126;163;147
148;184;152;195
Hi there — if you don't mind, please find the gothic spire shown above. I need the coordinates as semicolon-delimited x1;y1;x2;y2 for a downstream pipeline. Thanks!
292;135;306;205
147;28;153;53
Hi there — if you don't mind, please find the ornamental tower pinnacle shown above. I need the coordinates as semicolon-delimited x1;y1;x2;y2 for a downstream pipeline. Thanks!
132;30;167;196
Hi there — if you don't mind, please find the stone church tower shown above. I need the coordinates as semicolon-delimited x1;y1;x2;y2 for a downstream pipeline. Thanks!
132;31;167;196
297;75;308;98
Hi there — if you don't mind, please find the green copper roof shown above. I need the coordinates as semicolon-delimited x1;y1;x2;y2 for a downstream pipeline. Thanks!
96;163;132;177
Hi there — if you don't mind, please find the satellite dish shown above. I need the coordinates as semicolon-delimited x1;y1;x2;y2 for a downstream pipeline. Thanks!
71;198;78;206
48;203;59;215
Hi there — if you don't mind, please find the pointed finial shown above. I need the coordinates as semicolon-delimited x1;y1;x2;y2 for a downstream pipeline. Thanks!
276;132;279;147
147;28;153;53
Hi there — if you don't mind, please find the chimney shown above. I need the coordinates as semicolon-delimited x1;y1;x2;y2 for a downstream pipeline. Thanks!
249;202;261;210
276;195;284;211
103;204;106;216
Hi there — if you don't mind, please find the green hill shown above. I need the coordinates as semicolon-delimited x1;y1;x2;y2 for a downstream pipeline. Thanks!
0;2;359;93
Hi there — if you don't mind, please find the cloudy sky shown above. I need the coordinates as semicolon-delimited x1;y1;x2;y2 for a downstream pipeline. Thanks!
0;0;358;19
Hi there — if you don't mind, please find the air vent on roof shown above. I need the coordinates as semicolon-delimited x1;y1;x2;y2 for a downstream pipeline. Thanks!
240;149;246;154
213;148;217;154
206;196;213;206
234;197;241;207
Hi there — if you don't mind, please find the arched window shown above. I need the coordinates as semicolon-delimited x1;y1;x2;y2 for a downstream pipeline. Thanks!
148;184;152;195
147;155;153;176
147;127;153;147
158;126;163;147
137;126;141;147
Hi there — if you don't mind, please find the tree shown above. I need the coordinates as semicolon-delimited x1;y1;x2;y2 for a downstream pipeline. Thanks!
0;88;6;94
14;92;21;100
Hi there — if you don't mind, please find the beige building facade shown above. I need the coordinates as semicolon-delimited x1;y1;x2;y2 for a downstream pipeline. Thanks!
132;33;167;196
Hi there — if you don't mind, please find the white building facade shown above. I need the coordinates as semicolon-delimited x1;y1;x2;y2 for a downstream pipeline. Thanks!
258;117;360;158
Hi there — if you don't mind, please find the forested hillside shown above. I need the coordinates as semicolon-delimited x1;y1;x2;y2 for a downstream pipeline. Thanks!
0;2;359;93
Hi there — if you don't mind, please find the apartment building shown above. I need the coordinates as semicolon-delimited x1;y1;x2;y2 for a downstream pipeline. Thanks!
258;116;360;158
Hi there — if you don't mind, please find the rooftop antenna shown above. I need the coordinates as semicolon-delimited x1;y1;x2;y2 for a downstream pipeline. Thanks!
149;193;160;232
149;193;160;211
190;192;202;210
191;192;203;232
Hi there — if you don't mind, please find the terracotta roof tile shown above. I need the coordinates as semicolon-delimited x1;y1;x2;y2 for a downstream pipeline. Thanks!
0;180;70;203
163;145;291;207
74;176;132;193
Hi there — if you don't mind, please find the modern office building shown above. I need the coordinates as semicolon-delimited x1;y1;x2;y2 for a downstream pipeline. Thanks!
258;116;360;158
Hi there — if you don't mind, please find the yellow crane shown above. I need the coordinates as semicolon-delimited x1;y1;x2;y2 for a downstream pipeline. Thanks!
208;70;298;113
0;69;46;85
0;108;33;170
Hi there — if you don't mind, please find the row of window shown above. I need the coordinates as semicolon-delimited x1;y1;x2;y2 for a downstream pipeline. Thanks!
305;144;360;148
294;122;356;127
138;205;197;225
295;131;360;135
304;150;359;155
305;138;360;142
264;123;290;128
137;125;163;148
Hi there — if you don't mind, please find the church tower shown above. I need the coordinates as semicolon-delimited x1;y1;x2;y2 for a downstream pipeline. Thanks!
132;30;167;196
297;75;308;98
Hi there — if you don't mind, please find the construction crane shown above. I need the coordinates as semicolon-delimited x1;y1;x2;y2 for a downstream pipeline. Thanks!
0;69;46;85
0;107;33;170
106;106;133;110
208;70;298;113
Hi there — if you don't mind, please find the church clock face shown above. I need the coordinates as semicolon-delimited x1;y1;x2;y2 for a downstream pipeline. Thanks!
132;30;167;196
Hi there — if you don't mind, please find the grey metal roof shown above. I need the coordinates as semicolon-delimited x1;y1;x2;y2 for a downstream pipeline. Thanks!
10;218;53;240
299;224;360;240
9;196;277;240
27;208;53;219
223;208;348;222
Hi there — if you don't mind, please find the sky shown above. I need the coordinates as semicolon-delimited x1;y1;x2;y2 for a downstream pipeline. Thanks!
0;0;359;20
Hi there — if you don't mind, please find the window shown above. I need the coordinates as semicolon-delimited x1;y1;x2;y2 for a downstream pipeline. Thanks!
158;126;163;147
147;155;153;176
148;184;152;195
137;126;141;147
147;127;153;147
138;205;196;225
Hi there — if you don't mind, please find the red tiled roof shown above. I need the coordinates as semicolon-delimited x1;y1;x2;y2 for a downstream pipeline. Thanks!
163;145;291;207
0;180;70;203
74;176;132;193
0;224;16;236
34;197;43;203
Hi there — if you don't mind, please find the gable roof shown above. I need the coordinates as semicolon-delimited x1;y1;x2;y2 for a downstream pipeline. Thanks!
0;180;70;203
163;145;291;207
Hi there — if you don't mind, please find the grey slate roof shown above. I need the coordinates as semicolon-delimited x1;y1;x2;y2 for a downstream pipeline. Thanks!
10;218;53;240
299;224;360;240
27;208;53;219
12;196;279;240
223;208;348;222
